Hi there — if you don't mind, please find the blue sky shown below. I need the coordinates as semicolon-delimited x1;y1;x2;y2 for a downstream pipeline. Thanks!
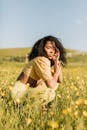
0;0;87;51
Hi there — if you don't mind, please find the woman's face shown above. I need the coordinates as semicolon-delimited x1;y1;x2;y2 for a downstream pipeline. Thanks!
44;41;56;59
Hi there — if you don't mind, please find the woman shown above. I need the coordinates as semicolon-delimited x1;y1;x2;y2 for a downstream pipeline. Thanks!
11;35;67;105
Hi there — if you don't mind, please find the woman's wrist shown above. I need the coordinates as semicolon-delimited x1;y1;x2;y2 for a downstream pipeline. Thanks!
54;60;60;72
53;68;60;81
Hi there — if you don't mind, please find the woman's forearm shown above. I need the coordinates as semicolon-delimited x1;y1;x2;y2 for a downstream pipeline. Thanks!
45;74;60;89
57;68;62;83
45;61;62;89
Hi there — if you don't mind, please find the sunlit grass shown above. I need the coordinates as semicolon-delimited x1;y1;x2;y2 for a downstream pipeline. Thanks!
0;57;87;130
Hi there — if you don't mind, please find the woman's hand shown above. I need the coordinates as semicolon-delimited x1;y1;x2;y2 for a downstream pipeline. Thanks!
52;49;62;83
45;48;62;89
52;50;60;63
52;49;61;73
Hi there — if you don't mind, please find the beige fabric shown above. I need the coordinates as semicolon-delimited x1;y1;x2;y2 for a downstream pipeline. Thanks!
12;56;58;105
11;81;29;101
33;57;53;81
23;57;53;81
28;79;57;105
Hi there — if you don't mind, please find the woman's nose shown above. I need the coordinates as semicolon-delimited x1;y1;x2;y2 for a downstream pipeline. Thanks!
50;49;55;54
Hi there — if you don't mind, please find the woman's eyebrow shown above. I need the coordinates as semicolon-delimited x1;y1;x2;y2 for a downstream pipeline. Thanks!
46;44;53;47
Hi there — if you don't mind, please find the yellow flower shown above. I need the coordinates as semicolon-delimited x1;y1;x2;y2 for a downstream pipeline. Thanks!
62;109;68;115
71;101;74;106
66;95;70;99
76;92;79;96
47;128;56;130
1;92;5;97
74;110;78;117
76;98;84;105
57;94;61;98
8;86;13;91
75;105;79;109
48;121;58;129
76;76;80;80
83;111;87;117
26;118;32;126
50;111;54;116
15;98;20;104
84;100;87;105
67;108;71;113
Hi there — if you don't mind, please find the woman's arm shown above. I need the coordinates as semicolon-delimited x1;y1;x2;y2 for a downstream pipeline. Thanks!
45;60;62;89
57;65;62;83
45;52;62;89
17;71;29;84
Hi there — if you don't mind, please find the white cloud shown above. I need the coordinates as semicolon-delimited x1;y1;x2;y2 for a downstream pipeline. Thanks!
74;17;87;24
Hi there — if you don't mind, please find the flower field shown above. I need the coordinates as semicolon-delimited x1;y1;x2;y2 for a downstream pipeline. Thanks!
0;49;87;130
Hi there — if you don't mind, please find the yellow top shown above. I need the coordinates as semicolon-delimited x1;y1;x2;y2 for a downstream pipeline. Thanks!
23;56;53;81
12;56;58;105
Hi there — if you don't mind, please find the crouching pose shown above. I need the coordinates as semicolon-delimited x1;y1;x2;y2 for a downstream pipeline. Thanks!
11;35;67;105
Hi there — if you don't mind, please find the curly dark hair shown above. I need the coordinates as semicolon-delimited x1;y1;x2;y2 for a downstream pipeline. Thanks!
28;35;67;66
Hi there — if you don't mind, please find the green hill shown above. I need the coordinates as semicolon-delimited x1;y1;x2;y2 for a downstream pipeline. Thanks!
0;48;31;57
0;48;31;62
0;48;87;63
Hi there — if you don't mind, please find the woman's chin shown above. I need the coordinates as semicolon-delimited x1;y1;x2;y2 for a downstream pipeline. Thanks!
48;56;53;60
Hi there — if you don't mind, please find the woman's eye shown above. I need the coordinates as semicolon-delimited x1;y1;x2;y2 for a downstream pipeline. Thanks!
47;47;50;49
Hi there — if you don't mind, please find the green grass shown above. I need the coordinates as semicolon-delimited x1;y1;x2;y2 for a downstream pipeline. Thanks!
0;48;87;130
0;48;31;57
0;48;31;63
